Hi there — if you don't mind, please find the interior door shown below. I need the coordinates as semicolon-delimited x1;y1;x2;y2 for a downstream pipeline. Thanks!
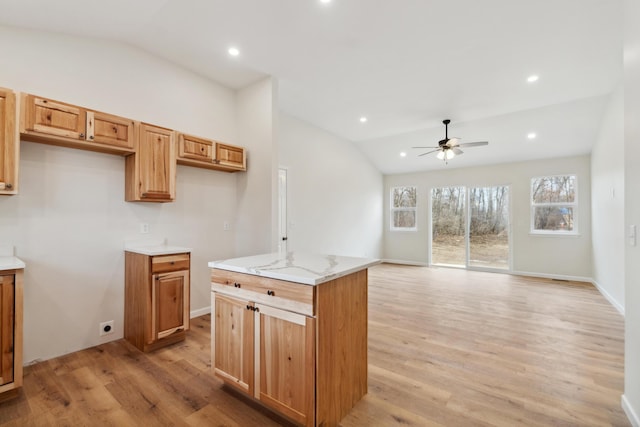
278;168;288;253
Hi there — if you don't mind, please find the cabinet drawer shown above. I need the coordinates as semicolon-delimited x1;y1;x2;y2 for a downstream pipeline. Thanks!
211;269;314;316
152;254;190;273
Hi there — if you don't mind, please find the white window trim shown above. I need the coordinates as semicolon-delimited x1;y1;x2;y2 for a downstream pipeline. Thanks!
530;174;578;235
390;186;417;231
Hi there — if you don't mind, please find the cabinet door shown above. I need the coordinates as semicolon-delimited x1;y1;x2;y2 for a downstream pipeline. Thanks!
212;294;254;395
86;111;135;150
152;270;189;342
23;95;86;139
214;142;246;171
0;88;17;194
127;123;176;202
256;304;315;427
178;133;213;163
0;275;14;386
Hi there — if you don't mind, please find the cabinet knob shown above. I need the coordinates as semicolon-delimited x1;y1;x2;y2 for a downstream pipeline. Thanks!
80;133;85;138
246;305;251;310
89;135;94;140
267;290;274;296
4;183;12;190
234;282;241;288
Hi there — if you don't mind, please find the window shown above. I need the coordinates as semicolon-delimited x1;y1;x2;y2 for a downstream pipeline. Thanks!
531;175;577;234
391;186;417;230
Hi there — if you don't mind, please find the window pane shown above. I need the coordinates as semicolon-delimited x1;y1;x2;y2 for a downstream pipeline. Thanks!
469;186;510;269
532;176;576;203
393;210;416;228
533;206;574;231
393;187;417;208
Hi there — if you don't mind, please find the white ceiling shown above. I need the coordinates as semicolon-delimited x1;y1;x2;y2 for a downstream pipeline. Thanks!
0;0;623;174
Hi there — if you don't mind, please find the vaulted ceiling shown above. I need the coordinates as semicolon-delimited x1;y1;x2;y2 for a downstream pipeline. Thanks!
0;0;622;174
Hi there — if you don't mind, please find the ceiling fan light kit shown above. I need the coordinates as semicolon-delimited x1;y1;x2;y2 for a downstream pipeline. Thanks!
413;119;489;165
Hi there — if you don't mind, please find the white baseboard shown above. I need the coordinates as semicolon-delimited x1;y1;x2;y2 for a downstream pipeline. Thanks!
591;279;625;315
511;270;593;283
623;394;640;427
190;306;211;318
382;258;428;266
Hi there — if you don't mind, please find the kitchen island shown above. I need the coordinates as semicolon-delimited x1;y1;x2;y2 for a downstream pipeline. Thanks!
209;252;379;427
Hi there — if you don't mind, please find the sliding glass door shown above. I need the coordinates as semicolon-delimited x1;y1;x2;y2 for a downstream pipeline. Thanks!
431;187;466;267
431;185;510;270
469;186;510;269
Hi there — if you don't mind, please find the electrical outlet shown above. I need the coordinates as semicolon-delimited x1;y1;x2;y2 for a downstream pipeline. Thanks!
223;221;230;231
100;320;114;336
140;223;150;234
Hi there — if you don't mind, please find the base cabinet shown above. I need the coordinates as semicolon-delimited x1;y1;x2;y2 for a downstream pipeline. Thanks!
213;294;315;426
125;251;190;352
211;268;368;427
0;269;23;400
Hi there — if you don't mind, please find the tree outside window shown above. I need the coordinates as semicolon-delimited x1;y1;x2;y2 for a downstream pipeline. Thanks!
531;175;577;234
391;186;417;230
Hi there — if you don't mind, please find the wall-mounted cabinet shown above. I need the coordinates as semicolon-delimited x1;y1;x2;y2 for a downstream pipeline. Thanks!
0;88;18;195
125;123;176;202
177;133;246;172
20;94;135;155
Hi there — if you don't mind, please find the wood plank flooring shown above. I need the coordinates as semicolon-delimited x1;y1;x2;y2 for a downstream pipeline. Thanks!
0;263;629;426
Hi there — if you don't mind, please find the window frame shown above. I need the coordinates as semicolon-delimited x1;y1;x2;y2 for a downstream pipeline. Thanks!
390;186;418;232
530;174;578;235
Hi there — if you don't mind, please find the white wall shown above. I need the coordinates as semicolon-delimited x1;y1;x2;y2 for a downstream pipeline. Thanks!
235;77;278;256
591;85;625;314
384;155;593;279
623;0;640;423
278;113;383;258
0;26;240;362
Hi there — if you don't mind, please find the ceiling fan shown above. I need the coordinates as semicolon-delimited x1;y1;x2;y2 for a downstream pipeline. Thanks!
413;119;488;164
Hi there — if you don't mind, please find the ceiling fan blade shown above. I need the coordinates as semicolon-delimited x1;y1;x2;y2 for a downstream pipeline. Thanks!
418;149;441;157
452;147;464;155
412;146;439;149
457;141;488;148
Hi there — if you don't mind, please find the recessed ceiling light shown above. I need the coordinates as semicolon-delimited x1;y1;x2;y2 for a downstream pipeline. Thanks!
527;75;539;83
320;0;332;3
359;117;368;123
228;47;240;57
400;152;407;157
527;132;537;139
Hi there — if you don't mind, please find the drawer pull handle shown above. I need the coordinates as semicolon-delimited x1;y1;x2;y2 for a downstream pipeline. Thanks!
246;305;252;311
234;282;241;288
267;290;274;296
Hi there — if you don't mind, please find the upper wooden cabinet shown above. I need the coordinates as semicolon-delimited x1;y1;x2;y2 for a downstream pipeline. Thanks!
20;94;135;155
0;88;18;195
177;133;246;172
125;123;176;202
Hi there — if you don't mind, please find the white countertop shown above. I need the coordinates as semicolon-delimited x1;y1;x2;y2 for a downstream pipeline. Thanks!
125;245;192;256
0;256;25;271
208;252;380;285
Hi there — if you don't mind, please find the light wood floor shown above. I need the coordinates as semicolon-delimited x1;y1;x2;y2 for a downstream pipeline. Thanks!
0;264;629;426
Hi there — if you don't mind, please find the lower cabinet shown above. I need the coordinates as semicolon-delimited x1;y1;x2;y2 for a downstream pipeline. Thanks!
0;269;23;400
212;293;315;427
125;251;190;352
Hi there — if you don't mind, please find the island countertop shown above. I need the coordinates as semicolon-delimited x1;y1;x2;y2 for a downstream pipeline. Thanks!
208;252;380;285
